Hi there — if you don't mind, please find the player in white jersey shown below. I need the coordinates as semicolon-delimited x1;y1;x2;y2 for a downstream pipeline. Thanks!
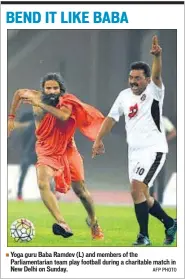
92;35;177;246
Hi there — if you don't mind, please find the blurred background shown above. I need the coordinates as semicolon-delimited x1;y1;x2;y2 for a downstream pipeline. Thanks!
7;29;177;205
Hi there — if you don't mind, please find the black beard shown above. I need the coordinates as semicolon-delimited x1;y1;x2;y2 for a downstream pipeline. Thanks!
41;92;62;107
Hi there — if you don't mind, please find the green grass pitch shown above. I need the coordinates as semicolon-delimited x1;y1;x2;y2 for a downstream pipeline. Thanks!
8;201;177;247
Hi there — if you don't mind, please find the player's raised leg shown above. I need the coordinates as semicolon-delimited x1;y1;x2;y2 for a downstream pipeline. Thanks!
68;145;104;239
144;187;177;245
36;165;73;238
72;181;104;240
72;181;96;225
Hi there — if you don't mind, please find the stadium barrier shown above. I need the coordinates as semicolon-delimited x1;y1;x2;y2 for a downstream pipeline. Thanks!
7;165;176;206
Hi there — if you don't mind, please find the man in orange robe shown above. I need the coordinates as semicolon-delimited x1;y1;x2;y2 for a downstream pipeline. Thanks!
8;73;104;239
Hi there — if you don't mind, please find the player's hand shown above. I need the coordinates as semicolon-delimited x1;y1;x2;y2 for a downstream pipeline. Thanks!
19;90;41;106
8;119;15;137
150;35;162;56
92;139;105;158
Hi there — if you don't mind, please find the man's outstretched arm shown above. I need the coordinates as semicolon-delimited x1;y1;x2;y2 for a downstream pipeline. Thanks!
92;117;116;158
150;35;162;88
8;89;25;137
8;88;39;118
9;90;22;116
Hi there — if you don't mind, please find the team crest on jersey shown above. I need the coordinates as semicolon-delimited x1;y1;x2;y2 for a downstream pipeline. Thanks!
128;103;138;119
140;94;146;101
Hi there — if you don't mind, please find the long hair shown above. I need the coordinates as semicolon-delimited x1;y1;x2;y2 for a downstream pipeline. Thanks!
40;72;66;93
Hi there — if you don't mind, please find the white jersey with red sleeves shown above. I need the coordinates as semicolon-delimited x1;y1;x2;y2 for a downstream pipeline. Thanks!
108;80;168;153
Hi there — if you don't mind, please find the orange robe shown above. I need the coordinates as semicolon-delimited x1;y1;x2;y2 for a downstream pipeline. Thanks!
35;93;104;194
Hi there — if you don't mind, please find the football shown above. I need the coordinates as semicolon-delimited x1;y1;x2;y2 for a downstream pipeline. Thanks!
10;218;35;242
